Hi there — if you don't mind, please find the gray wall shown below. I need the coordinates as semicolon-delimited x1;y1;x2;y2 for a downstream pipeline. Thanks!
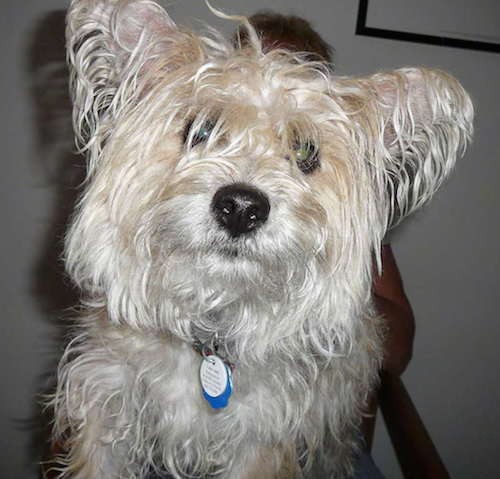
2;1;499;477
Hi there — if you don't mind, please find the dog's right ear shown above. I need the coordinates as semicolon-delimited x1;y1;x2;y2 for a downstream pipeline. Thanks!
67;0;201;171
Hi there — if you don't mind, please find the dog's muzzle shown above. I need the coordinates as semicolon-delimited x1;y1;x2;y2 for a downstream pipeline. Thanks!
211;183;270;238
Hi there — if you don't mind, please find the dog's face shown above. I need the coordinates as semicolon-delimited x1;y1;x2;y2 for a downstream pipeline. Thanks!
65;1;472;348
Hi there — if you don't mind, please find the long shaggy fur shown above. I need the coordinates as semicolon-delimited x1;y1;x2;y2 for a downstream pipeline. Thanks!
51;1;473;478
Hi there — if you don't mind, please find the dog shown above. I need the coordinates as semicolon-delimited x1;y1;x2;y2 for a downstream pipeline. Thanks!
51;1;473;477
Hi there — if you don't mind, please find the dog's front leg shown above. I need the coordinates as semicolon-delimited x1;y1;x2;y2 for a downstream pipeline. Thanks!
226;444;302;479
53;344;144;478
57;419;131;478
54;397;143;479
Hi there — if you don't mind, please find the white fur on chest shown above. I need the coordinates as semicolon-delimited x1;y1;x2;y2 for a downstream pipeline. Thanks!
58;319;357;476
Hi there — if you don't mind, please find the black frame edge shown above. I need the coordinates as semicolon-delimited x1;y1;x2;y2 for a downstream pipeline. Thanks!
356;0;500;54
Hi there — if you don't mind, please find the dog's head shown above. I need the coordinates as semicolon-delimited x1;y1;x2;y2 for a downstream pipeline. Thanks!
65;0;472;348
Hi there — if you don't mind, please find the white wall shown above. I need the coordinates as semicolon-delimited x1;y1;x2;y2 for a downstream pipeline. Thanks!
1;1;499;478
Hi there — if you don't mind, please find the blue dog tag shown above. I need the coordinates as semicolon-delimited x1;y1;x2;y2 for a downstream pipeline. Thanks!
199;355;232;409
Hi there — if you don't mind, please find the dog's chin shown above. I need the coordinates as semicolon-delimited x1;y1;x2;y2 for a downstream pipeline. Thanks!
218;244;240;258
205;230;262;260
210;242;254;263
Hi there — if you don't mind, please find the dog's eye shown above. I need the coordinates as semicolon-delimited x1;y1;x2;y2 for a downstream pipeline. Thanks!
184;119;216;147
293;140;320;174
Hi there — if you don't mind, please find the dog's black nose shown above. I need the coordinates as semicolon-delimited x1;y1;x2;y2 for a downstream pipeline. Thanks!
211;183;270;238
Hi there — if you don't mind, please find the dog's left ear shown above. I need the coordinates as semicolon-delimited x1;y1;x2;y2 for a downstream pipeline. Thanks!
67;0;201;170
362;68;473;225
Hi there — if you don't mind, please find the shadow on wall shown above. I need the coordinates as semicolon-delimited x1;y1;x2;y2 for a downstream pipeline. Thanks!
26;9;85;476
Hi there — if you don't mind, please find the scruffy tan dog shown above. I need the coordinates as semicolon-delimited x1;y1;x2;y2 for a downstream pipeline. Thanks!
52;1;473;477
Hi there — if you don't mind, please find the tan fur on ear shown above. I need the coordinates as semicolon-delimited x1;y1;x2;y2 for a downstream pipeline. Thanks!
354;68;473;226
373;68;474;226
67;0;204;172
113;0;176;51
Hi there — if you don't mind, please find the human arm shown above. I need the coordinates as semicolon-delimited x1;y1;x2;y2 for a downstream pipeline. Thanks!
373;244;415;376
